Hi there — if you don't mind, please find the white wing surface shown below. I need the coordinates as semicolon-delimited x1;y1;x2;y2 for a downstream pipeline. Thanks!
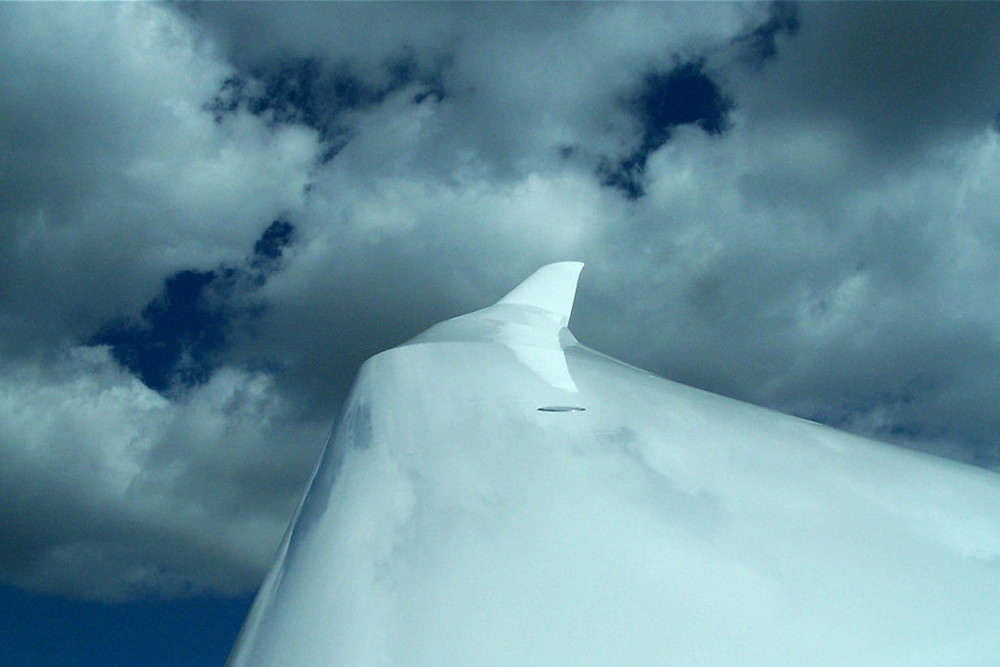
228;262;1000;666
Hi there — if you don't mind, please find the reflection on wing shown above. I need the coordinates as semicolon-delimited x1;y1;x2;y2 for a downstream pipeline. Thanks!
228;262;1000;666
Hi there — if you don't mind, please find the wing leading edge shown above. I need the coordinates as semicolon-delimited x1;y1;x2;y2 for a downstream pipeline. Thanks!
228;263;1000;666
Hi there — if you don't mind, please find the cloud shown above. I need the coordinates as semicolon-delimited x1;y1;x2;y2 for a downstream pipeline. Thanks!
190;2;757;180
580;113;1000;468
0;3;324;599
2;1;1000;604
599;59;734;198
734;2;1000;161
0;3;317;354
0;346;327;600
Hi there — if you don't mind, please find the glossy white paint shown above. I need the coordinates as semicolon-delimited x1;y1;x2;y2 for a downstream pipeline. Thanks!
228;262;1000;665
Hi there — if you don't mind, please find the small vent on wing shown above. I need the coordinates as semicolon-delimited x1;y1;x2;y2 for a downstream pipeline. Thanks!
537;406;586;413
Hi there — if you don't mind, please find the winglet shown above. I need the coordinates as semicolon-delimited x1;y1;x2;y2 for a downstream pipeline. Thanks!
402;261;585;349
495;261;584;327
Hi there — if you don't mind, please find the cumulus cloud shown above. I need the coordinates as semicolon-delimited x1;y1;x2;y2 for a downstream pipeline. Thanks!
2;1;1000;602
591;124;1000;467
0;3;317;353
0;346;326;600
0;3;324;600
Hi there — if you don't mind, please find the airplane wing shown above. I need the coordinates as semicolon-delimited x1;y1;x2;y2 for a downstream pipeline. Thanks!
228;262;1000;666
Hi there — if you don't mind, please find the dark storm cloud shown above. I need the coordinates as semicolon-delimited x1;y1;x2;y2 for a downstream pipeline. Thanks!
739;1;1000;160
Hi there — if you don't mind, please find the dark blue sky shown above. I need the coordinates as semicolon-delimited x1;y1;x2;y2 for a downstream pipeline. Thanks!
89;220;294;394
0;584;250;667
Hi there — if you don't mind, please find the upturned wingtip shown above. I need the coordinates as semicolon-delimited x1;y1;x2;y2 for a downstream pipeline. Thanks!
495;261;584;326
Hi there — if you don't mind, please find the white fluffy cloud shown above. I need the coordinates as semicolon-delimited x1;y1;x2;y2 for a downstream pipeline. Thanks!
0;3;323;599
0;3;317;351
0;346;327;600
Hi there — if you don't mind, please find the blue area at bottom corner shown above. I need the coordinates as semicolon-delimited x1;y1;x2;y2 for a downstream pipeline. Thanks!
0;583;254;667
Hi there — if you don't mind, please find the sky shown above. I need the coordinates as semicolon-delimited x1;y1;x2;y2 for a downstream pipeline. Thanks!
2;2;1000;664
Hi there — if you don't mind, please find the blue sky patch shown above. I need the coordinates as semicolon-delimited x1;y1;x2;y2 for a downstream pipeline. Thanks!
207;55;444;164
600;60;732;199
734;0;800;67
89;269;224;392
0;582;252;667
88;220;295;393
